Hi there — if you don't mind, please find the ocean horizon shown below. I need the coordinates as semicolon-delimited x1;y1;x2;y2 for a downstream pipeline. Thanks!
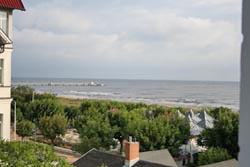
12;77;240;111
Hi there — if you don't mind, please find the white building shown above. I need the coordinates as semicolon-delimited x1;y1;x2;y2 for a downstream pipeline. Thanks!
0;0;25;140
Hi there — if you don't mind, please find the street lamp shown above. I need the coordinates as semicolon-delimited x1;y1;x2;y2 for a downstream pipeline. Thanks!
32;91;35;102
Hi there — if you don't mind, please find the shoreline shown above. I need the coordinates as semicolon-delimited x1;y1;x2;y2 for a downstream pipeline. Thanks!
56;94;239;112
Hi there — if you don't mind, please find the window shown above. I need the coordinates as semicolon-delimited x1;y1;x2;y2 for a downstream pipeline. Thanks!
0;11;7;34
0;59;3;85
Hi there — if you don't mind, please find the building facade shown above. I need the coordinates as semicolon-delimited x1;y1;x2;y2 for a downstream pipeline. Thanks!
0;0;25;140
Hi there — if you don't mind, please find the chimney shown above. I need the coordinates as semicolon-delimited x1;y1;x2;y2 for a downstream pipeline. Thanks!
124;137;139;167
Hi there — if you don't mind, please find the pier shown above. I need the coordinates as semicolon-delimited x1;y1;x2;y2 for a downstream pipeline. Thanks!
12;82;105;87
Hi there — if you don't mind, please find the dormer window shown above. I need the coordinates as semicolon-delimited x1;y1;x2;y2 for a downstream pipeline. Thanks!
0;11;7;34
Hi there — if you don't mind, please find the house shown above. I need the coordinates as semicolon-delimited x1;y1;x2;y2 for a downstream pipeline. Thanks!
0;0;25;140
178;110;214;163
72;139;177;167
178;110;214;137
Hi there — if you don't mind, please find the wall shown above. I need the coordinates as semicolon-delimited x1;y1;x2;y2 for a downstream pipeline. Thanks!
0;99;11;139
239;0;250;166
0;9;13;140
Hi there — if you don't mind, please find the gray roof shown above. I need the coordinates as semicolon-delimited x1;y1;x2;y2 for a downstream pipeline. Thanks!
186;110;202;124
140;149;178;167
197;111;214;129
72;149;124;167
184;110;215;136
72;149;176;167
187;115;204;136
199;159;238;167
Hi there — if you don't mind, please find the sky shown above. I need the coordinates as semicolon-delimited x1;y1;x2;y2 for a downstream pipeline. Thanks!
12;0;242;81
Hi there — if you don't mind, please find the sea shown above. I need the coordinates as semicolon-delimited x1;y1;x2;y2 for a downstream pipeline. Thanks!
12;78;240;111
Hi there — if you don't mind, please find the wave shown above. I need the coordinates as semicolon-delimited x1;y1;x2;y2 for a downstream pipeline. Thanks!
174;98;200;104
68;90;118;97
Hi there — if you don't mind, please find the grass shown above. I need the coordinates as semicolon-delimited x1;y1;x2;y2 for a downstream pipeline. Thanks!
57;97;83;107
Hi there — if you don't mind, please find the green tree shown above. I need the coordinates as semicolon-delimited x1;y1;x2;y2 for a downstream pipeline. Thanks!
27;99;64;124
0;140;73;167
12;86;34;103
197;147;232;166
109;108;189;154
64;106;81;127
39;114;68;144
11;86;59;123
16;120;35;140
198;111;239;158
75;108;116;153
11;86;34;122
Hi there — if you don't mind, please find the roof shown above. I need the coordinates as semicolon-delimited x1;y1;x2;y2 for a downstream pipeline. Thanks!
186;110;201;124
134;160;170;167
72;149;124;167
0;0;25;11
187;115;204;136
72;149;176;167
197;111;214;129
140;149;178;167
184;110;215;136
199;159;238;167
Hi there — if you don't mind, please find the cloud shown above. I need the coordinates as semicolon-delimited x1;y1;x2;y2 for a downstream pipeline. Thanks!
12;0;241;81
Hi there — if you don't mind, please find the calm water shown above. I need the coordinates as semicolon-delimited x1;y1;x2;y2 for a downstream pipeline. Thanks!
12;78;240;110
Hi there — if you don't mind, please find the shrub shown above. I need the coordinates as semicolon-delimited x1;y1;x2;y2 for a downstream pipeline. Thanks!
197;147;232;166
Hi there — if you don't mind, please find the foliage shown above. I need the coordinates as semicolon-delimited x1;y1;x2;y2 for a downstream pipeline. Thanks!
11;86;57;123
27;99;64;124
198;110;239;158
11;86;34;122
16;120;35;140
64;106;81;127
77;103;190;154
12;86;239;158
0;140;72;167
207;107;235;119
12;86;34;102
75;109;116;153
39;114;68;144
197;147;232;166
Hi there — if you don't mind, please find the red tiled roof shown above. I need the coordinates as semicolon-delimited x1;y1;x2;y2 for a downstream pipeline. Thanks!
0;0;25;11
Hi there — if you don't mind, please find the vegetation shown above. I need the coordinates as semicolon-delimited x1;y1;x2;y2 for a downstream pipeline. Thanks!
38;114;68;144
0;140;73;167
198;108;239;159
27;99;64;124
16;120;35;140
72;100;190;154
11;85;239;164
197;147;232;166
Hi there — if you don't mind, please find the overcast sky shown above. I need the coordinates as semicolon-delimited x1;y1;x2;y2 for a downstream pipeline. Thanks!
12;0;242;81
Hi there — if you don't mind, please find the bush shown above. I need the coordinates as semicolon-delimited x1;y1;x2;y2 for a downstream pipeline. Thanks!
197;147;232;166
16;120;35;140
197;111;239;158
39;114;68;144
0;140;73;167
